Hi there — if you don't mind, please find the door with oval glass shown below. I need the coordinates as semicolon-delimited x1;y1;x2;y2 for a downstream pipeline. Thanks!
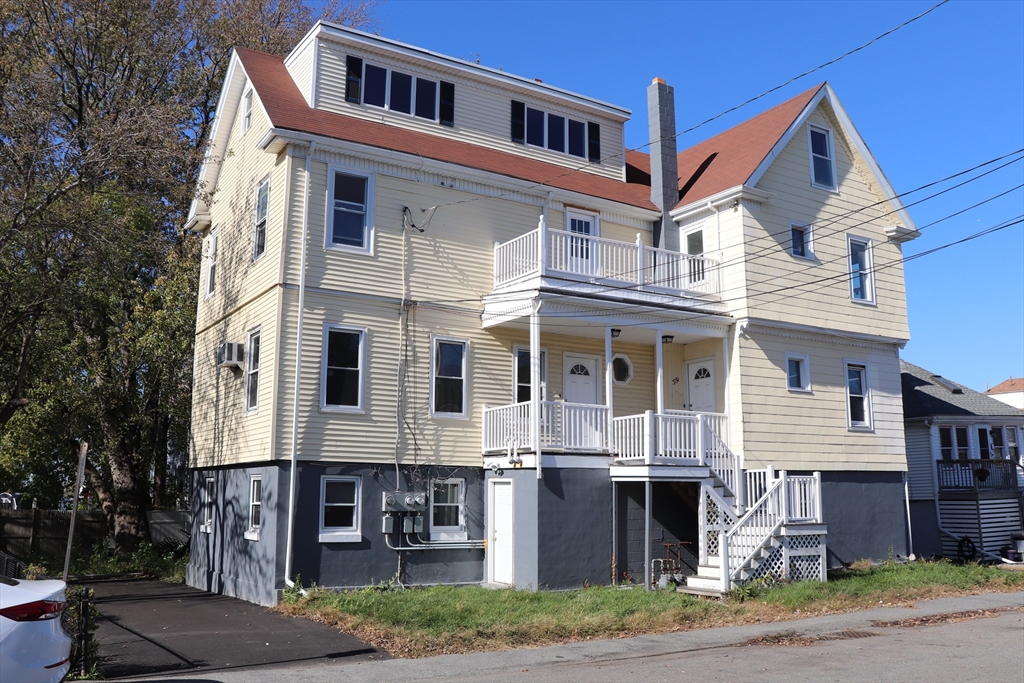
686;359;715;413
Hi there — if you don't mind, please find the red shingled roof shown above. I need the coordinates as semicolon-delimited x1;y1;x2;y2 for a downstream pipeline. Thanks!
987;378;1024;395
625;85;823;210
236;48;657;211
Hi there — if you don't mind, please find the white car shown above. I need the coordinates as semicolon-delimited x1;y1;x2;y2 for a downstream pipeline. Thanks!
0;575;73;682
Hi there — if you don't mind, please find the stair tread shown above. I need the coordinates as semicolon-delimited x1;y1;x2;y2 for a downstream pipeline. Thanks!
677;585;726;597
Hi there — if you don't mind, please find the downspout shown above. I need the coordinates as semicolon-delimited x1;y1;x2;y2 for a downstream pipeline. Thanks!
903;472;915;559
284;141;315;591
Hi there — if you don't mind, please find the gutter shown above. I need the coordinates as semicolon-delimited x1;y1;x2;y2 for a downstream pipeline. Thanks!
283;141;315;592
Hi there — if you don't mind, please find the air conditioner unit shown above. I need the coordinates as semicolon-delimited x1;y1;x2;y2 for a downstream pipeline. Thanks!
216;342;245;369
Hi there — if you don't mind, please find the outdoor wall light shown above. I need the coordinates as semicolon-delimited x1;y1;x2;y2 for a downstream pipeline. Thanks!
610;328;621;338
661;335;674;344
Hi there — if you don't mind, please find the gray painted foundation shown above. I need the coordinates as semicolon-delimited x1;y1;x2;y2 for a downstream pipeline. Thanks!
537;468;612;589
814;471;909;566
615;482;699;585
909;501;943;559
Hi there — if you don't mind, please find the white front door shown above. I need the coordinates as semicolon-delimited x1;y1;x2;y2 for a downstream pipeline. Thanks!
564;354;599;404
686;359;715;413
567;212;596;276
489;480;514;585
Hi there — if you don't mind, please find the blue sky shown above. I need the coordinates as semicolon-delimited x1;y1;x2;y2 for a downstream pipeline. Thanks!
375;0;1023;392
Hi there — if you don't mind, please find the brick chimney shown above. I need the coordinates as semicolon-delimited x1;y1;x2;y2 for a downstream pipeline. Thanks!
647;77;679;251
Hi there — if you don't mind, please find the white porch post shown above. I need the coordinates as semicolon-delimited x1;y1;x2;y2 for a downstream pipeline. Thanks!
644;480;652;590
537;214;548;277
655;329;665;415
605;325;614;452
531;303;542;480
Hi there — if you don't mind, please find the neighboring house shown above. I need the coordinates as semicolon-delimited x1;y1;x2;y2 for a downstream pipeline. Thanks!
986;378;1024;411
901;360;1024;560
184;22;921;606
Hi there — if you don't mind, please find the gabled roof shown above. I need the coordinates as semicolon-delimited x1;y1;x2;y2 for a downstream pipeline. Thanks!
900;359;1024;419
987;378;1024;395
674;85;823;208
231;48;657;211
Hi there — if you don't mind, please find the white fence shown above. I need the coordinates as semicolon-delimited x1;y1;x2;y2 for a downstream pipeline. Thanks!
492;222;721;296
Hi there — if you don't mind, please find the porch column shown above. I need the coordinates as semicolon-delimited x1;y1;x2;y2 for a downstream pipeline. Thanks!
605;325;614;451
655;328;665;415
644;480;652;590
531;302;542;480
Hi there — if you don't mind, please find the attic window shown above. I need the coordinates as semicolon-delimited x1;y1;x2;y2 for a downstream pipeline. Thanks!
346;55;453;126
931;375;963;394
510;100;600;162
809;125;836;190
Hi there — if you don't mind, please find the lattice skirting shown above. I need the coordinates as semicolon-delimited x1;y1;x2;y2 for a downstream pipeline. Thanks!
747;533;826;583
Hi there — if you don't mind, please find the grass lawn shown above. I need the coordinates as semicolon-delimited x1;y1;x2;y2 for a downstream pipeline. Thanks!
277;560;1024;657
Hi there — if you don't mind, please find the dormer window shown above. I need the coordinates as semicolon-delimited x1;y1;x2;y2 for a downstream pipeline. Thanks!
346;55;454;126
809;125;836;190
511;100;600;163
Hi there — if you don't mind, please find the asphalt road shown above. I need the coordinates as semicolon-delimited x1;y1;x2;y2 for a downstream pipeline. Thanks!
90;579;386;679
118;591;1024;683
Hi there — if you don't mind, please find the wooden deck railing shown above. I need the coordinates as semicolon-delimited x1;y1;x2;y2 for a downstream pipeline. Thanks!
492;221;720;296
936;460;1019;491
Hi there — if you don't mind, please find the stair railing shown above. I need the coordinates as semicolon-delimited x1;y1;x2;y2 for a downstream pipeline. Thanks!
700;414;741;501
721;473;788;591
698;484;737;567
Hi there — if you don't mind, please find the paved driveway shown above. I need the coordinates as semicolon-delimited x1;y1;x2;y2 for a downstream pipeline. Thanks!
90;579;386;679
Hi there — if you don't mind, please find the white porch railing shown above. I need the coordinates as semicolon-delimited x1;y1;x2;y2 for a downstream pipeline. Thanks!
482;401;608;453
492;221;721;297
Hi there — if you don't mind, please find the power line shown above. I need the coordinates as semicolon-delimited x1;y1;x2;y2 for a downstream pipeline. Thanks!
417;0;951;215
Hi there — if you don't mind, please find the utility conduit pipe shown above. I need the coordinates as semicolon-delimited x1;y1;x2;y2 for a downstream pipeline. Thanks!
284;142;314;593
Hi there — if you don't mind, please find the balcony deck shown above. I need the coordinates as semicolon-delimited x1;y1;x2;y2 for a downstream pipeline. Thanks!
936;459;1022;493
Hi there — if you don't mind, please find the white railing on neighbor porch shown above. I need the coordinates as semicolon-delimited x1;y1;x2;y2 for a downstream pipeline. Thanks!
482;401;608;453
492;221;720;297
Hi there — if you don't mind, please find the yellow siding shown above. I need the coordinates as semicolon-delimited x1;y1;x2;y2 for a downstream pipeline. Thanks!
743;104;910;340
664;339;726;413
192;289;280;468
198;93;288;333
737;330;906;472
314;40;625;181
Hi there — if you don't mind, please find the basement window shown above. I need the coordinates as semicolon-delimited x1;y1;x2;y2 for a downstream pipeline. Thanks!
319;476;361;543
431;479;467;540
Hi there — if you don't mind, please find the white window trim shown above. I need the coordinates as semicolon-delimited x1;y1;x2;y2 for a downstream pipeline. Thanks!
325;165;375;255
319;475;362;543
430;335;470;419
847;234;876;306
512;344;547;402
565;208;600;237
844;359;872;431
612;353;634;386
789;222;814;261
430;478;467;541
808;124;838;192
683;224;705;256
200;476;214;534
320;324;367;413
244;474;261;541
204;228;218;299
244;326;261;414
785;352;811;393
252;177;269;262
242;88;253;134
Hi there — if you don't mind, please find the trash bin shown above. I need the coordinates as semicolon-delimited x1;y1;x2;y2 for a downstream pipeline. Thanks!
1011;531;1024;555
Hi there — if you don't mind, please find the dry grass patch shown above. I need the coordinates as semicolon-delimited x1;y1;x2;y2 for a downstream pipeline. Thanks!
277;560;1024;658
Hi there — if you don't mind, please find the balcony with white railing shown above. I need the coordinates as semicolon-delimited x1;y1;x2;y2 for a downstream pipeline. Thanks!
482;401;610;453
612;410;736;478
492;217;721;301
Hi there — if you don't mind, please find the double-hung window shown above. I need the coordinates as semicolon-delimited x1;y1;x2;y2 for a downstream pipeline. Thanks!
328;169;373;252
242;89;253;133
786;353;811;392
809;125;836;190
511;100;600;162
205;228;218;298
791;223;812;259
346;55;454;125
845;362;871;429
431;479;466;540
253;179;269;260
322;325;365;412
938;426;970;460
514;346;546;402
319;476;361;543
432;338;468;417
245;328;261;413
245;475;261;540
848;236;874;303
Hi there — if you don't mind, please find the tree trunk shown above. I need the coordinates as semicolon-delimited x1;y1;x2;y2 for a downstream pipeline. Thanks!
84;458;115;537
108;454;149;552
